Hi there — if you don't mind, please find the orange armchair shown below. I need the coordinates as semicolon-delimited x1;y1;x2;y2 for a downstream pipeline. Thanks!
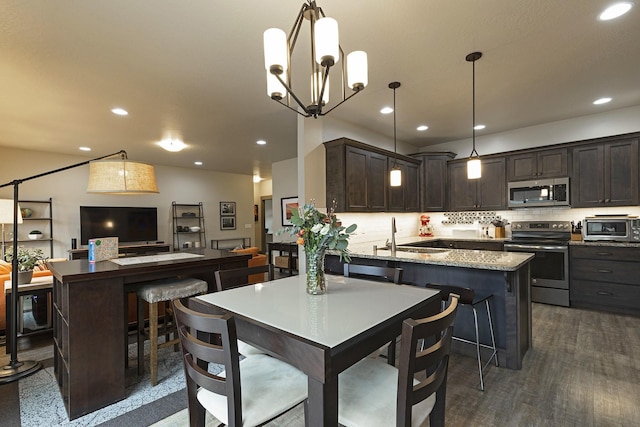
229;247;268;284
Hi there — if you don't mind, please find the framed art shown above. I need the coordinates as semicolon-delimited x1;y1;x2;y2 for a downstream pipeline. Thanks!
281;196;298;226
221;216;236;230
220;201;235;216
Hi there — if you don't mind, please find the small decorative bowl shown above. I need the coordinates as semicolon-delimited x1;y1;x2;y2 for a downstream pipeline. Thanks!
189;226;201;232
21;208;33;219
28;233;43;240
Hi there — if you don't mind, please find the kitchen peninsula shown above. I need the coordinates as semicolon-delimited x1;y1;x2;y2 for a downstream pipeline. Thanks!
327;241;534;370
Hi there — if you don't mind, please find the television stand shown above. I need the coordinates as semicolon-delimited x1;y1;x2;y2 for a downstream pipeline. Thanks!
68;243;171;260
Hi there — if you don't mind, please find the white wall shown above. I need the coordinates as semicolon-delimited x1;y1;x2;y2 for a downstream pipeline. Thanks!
0;147;255;258
421;105;640;156
271;157;298;243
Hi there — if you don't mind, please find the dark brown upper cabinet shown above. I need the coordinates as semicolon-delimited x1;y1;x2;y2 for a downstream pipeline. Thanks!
507;148;568;181
571;137;639;208
448;157;506;211
324;138;421;212
411;152;456;212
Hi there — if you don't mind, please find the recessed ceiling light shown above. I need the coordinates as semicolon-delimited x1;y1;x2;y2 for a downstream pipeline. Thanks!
79;146;91;151
253;175;262;183
256;140;267;145
416;125;429;131
593;97;612;105
380;107;393;114
599;2;634;20
111;107;128;116
158;138;187;152
194;161;203;166
474;124;486;130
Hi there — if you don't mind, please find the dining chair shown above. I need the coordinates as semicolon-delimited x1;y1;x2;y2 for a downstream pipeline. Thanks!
214;265;274;357
343;263;404;364
172;298;308;427
424;283;498;391
337;294;459;427
214;264;274;291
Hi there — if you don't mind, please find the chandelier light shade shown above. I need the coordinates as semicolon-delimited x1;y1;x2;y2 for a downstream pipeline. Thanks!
0;199;22;261
389;81;402;187
263;1;368;118
466;51;483;180
87;158;158;194
347;51;368;90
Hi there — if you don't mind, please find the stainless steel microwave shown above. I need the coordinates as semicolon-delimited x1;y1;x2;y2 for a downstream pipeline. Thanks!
583;216;640;242
507;177;570;208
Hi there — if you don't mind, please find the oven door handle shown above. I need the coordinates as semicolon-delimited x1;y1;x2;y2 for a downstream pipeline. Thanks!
504;243;568;251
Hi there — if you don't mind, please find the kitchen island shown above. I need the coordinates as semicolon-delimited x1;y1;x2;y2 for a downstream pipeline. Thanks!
326;242;534;370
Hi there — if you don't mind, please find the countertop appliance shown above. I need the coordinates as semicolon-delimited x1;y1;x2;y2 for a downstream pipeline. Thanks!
504;220;571;307
507;177;569;208
583;215;640;242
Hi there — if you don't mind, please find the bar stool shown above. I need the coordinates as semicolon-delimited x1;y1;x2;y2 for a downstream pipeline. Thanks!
136;276;208;386
424;283;498;391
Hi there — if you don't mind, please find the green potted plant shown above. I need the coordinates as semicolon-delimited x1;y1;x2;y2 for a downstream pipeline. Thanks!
5;246;47;284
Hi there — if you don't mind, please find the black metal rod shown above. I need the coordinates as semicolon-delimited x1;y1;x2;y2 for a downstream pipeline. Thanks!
0;150;127;378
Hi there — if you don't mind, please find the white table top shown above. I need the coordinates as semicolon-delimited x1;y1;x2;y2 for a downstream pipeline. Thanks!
197;275;439;348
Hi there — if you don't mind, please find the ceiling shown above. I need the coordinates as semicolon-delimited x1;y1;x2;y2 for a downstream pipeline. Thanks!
1;1;639;181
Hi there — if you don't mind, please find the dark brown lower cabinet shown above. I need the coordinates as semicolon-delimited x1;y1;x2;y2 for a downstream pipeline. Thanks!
570;245;640;316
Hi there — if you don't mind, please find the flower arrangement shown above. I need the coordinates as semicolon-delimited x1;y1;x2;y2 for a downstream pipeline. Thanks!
5;246;47;271
280;200;357;262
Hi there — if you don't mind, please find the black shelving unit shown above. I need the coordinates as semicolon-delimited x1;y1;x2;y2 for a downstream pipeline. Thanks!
172;202;206;250
17;197;54;258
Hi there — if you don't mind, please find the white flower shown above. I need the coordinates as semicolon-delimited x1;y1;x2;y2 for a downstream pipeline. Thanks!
319;224;330;235
311;223;323;233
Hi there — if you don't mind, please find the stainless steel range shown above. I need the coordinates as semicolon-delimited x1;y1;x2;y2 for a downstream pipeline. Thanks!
504;220;571;307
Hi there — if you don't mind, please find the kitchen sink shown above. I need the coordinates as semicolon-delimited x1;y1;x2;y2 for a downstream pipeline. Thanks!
377;246;449;254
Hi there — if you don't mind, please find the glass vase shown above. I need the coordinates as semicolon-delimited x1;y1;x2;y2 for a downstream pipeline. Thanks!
305;248;326;295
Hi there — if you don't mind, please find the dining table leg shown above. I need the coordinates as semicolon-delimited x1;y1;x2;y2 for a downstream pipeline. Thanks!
307;375;338;426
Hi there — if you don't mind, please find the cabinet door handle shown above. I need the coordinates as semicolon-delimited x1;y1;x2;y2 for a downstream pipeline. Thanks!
597;291;613;296
596;252;613;256
599;199;605;203
605;199;611;203
597;269;612;273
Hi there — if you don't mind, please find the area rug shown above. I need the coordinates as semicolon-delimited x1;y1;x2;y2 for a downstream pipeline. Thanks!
18;343;222;427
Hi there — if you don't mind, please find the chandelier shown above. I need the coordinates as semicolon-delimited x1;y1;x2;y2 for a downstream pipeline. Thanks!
263;1;368;118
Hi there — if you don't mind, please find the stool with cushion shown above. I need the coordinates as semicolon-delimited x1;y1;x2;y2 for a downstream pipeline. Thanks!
425;283;498;391
172;298;308;427
136;276;208;386
338;294;459;427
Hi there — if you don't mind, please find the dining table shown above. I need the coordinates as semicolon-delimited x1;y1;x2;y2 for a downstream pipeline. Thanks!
195;274;442;427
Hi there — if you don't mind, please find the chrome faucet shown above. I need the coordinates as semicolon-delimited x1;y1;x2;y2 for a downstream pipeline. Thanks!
391;217;397;254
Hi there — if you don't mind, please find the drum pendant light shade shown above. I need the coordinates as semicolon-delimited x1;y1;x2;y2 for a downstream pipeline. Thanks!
314;17;339;66
87;159;158;194
263;28;288;75
347;51;368;90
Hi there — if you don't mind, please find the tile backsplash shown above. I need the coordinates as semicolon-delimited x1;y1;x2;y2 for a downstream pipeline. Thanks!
338;205;640;245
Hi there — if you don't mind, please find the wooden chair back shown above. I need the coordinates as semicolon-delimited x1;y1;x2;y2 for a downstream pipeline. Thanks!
343;264;403;284
172;298;242;427
396;294;459;426
425;282;474;305
214;264;274;292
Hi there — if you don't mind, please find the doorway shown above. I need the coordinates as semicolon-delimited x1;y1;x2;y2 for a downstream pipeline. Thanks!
260;196;273;254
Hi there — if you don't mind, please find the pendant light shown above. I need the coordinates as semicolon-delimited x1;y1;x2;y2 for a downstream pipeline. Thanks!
466;51;482;179
389;81;402;187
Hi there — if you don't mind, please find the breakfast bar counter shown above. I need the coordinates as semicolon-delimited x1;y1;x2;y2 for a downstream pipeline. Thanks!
326;243;534;370
47;249;250;420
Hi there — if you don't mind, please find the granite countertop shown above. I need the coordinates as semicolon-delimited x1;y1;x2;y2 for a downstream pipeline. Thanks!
337;239;534;272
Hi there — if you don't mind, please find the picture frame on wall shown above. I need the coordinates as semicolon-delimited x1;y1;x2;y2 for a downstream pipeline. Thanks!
281;196;298;226
220;202;235;216
221;216;236;230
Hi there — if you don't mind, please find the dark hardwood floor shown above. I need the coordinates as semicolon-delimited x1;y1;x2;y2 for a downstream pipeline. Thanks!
1;303;639;426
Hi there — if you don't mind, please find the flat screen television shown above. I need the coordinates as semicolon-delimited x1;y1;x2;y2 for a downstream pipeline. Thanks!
80;206;158;245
